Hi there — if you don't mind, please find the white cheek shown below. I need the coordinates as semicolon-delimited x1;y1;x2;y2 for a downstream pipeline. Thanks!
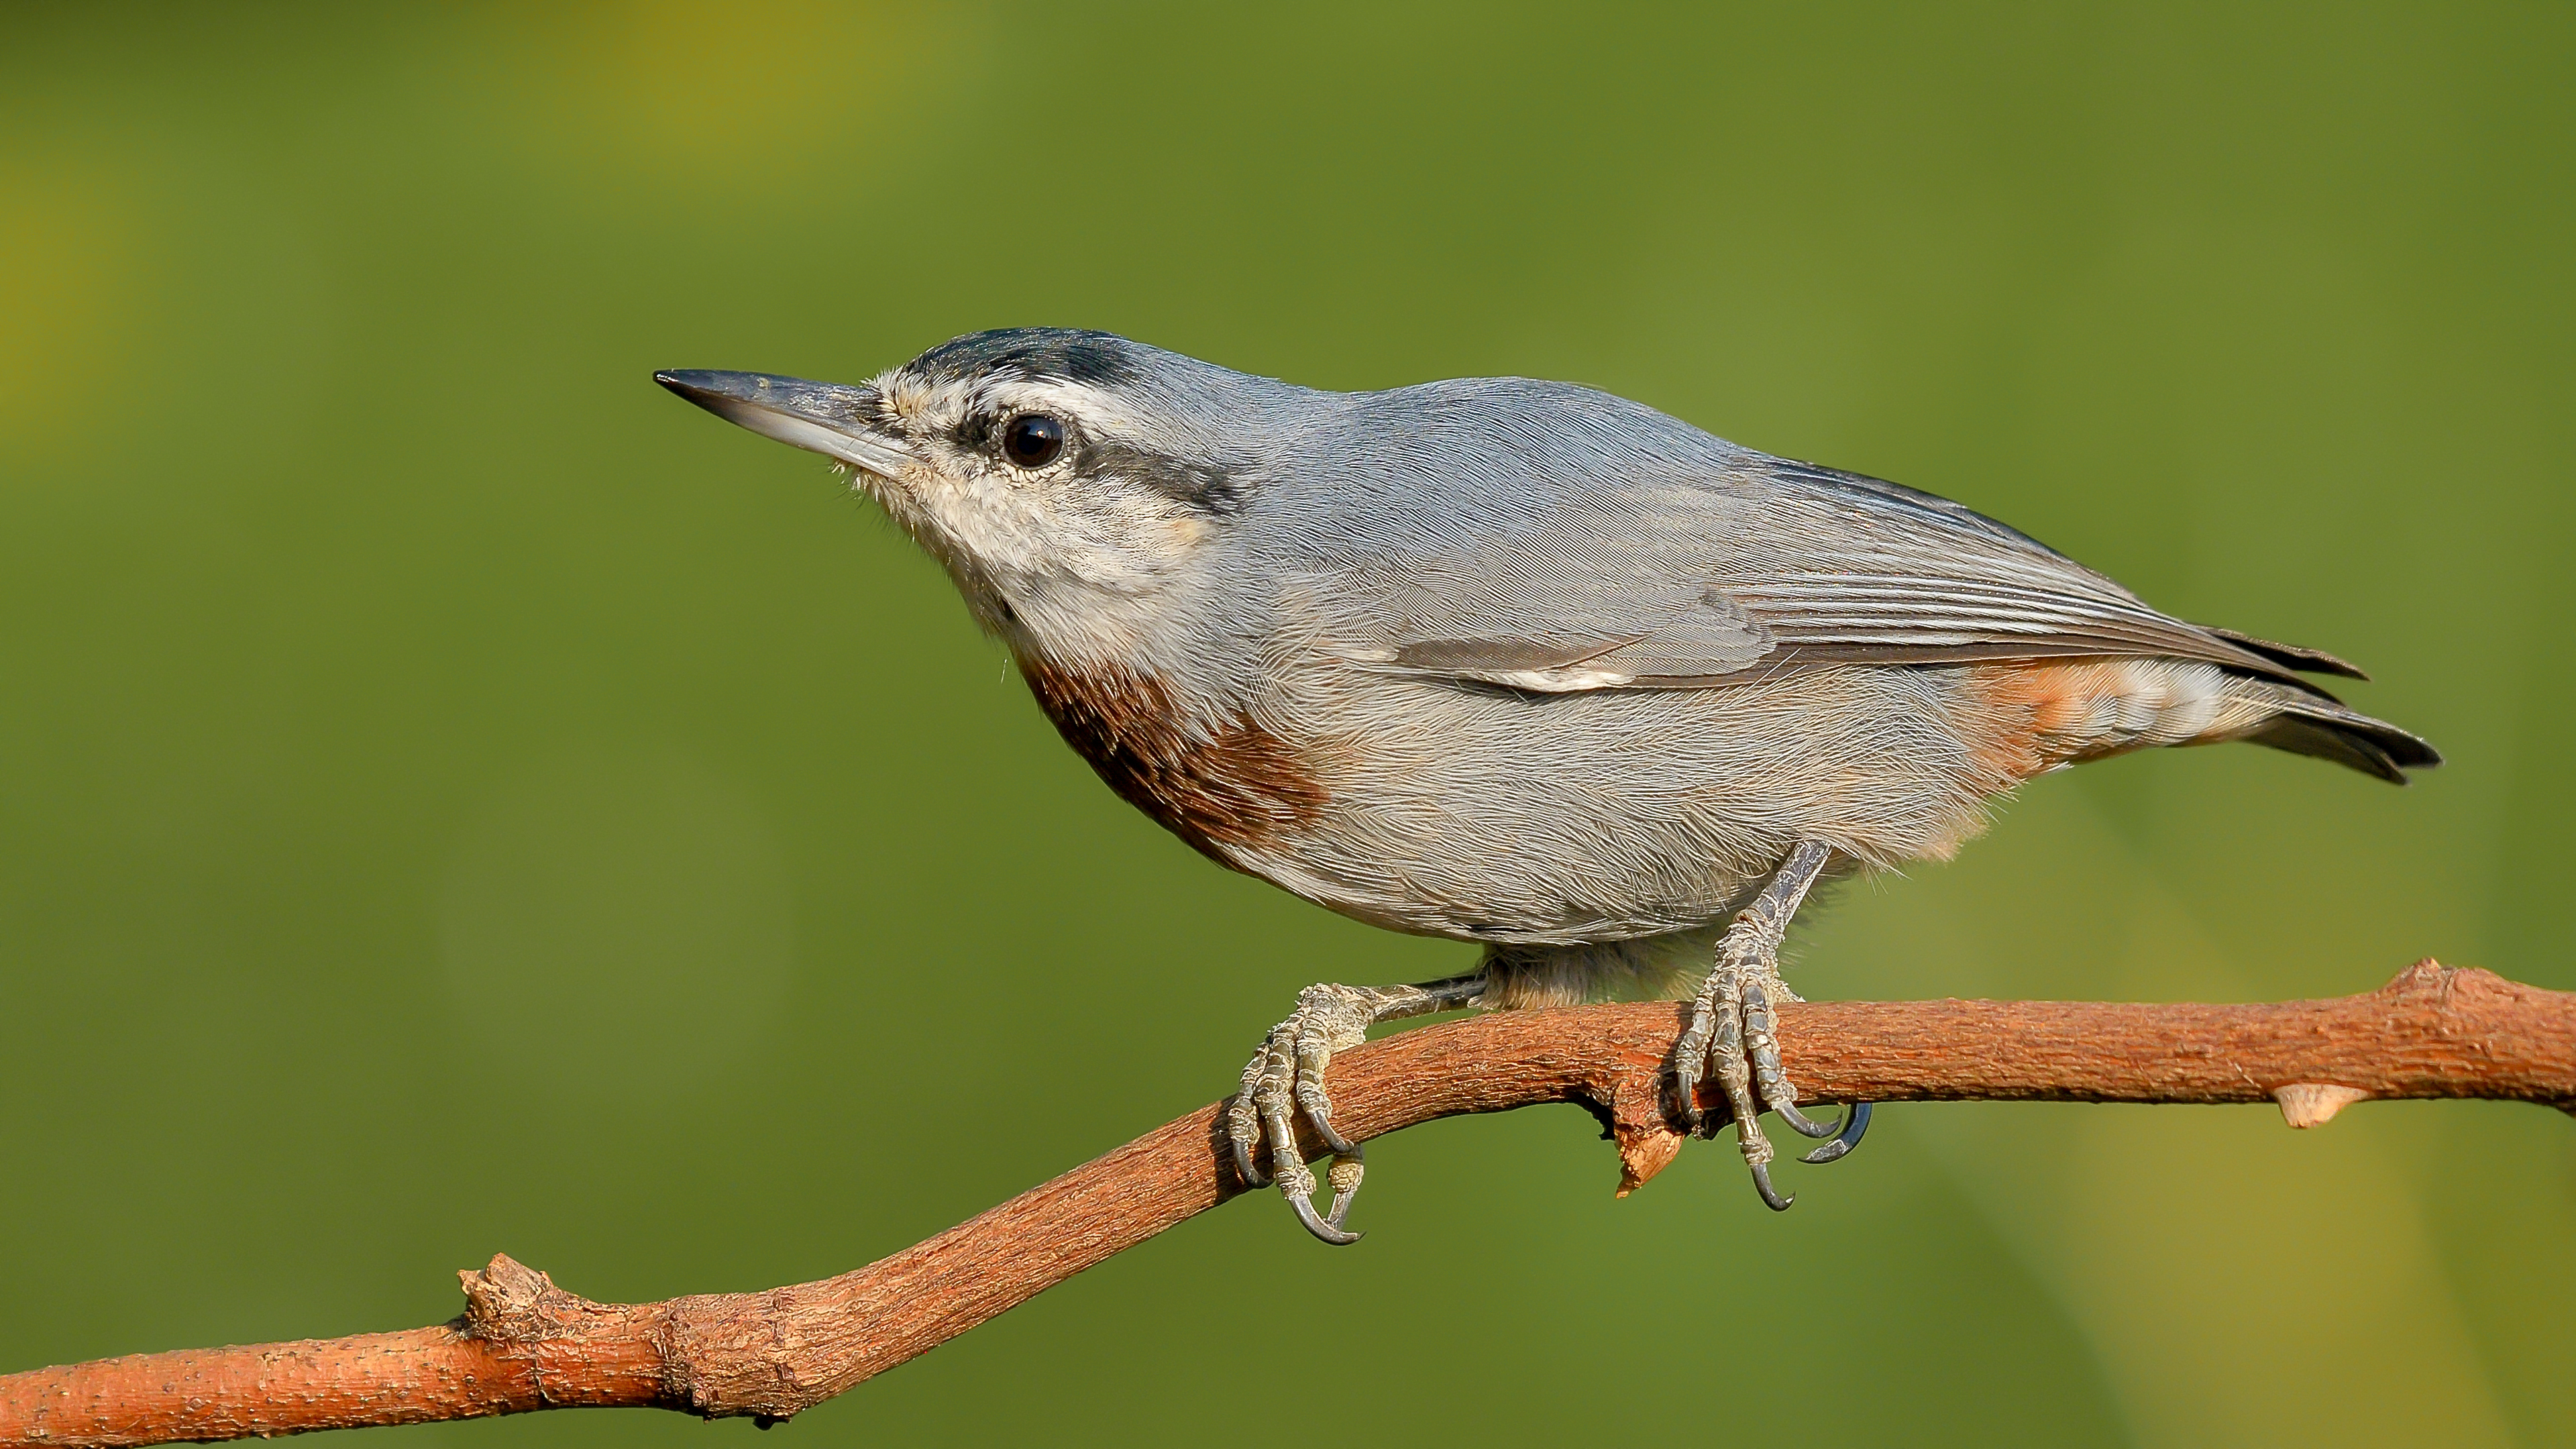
932;474;1181;594
895;470;1026;569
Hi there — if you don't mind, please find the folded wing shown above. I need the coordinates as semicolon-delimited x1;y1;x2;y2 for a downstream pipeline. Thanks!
1346;455;2337;695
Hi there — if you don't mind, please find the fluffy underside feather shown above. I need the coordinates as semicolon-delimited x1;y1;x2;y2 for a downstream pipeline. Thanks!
1024;645;2429;1008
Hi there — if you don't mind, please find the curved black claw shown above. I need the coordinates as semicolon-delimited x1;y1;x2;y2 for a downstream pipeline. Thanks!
1774;1098;1843;1139
1799;1101;1874;1165
1230;1131;1269;1190
1748;1159;1795;1212
1291;1187;1363;1245
1299;1097;1360;1157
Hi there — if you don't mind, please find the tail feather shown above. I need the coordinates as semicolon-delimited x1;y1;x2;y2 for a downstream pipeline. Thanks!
2234;684;2441;785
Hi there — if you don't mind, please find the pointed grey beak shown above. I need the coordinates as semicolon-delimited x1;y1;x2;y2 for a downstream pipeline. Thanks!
654;370;918;476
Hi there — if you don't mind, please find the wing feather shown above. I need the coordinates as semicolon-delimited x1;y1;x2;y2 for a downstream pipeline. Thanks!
1341;450;2332;695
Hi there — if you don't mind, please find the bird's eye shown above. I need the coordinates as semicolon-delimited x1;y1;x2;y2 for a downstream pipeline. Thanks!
1002;413;1066;468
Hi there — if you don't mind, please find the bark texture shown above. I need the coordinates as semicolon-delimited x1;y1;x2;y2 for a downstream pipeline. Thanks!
5;961;2570;1448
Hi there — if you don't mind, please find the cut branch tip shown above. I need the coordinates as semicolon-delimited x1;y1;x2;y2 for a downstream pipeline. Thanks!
1614;1125;1684;1195
2274;1082;2370;1128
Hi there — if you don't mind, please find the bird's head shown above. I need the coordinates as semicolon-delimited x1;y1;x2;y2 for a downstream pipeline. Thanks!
657;329;1278;663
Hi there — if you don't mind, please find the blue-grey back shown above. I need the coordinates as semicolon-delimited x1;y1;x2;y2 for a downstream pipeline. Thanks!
1140;359;2293;691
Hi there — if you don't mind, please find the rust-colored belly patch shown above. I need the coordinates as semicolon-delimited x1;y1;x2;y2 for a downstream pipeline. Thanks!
1018;656;1330;863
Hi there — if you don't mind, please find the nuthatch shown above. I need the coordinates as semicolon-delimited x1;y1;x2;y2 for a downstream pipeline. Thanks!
657;329;2439;1242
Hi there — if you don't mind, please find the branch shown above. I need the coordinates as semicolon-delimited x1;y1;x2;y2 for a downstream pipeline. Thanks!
6;961;2570;1448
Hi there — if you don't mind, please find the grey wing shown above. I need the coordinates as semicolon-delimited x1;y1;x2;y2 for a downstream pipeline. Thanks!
1346;500;1780;688
1340;455;2330;693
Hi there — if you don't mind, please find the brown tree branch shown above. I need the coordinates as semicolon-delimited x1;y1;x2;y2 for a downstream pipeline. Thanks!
6;960;2571;1448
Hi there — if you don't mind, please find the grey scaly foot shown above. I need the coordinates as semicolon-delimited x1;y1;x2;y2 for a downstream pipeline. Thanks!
1228;973;1485;1244
1670;839;1871;1208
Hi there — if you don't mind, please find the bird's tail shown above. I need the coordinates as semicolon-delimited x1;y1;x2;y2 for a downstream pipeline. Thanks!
1960;655;2441;786
2224;676;2442;785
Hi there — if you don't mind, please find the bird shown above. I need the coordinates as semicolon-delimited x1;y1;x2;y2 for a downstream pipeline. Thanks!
656;329;2439;1244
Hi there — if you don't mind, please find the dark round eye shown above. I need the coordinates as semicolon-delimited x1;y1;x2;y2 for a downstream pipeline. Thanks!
1002;413;1065;468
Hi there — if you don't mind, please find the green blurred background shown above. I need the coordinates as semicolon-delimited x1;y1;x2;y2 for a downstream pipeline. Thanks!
4;5;2570;1446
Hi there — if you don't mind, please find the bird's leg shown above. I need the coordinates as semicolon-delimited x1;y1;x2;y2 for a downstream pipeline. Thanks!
1670;839;1869;1208
1228;973;1486;1245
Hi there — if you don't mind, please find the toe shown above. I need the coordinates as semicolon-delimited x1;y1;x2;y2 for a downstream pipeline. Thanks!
1323;1148;1365;1230
1228;1044;1274;1187
1741;972;1837;1138
1255;1038;1310;1194
1672;1055;1705;1132
1672;994;1723;1130
1291;1033;1358;1155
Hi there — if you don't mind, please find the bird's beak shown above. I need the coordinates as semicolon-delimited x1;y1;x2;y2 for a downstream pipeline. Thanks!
653;370;918;476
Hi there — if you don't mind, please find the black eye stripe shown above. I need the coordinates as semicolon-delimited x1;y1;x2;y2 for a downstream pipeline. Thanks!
1077;439;1246;516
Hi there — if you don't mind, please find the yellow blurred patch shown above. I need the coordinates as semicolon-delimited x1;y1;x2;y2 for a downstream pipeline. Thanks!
471;0;975;186
0;158;146;452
